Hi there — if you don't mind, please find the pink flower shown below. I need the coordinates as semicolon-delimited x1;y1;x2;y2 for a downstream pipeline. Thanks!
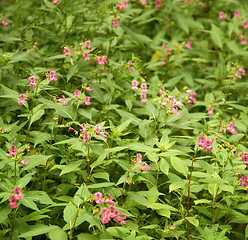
141;163;149;172
185;41;192;50
63;47;70;56
104;194;114;206
234;10;240;18
82;133;91;143
18;94;27;106
240;176;248;187
136;153;142;163
52;0;60;4
95;192;104;204
8;195;18;209
186;90;197;104
141;0;147;5
97;57;104;65
226;122;238;134
140;83;147;89
57;95;67;105
13;187;24;200
101;215;111;224
208;106;213;115
218;11;225;20
80;123;88;132
85;41;92;50
204;139;213;152
73;90;80;98
1;18;9;27
155;0;161;8
85;84;93;93
9;145;17;157
84;96;91;105
243;21;248;29
241;36;247;45
28;76;37;88
19;158;29;165
197;135;206;147
167;49;172;56
113;18;119;28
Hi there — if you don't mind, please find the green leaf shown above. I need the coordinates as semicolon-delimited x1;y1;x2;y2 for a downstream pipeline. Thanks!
20;197;40;211
29;109;45;128
0;204;12;224
60;160;82;176
186;217;199;227
159;158;169;175
127;192;150;206
170;157;188;177
210;24;224;49
63;202;78;224
87;182;115;188
16;173;33;188
23;155;52;171
48;227;68;240
19;224;57;238
80;210;101;230
77;234;99;240
169;181;186;192
67;64;78;82
174;13;189;34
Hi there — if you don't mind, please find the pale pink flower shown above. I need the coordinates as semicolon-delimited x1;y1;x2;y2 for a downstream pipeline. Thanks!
240;176;248;187
167;49;172;56
52;0;60;4
104;194;114;206
84;96;91;105
28;76;37;88
95;192;104;204
243;21;248;29
218;11;225;20
63;47;70;56
1;18;9;26
19;158;29;165
73;90;80;98
113;18;119;28
208;106;213;115
197;135;206;147
83;52;90;61
141;163;149;172
57;95;67;105
9;145;17;157
80;123;88;132
226;122;238;134
140;83;147;89
155;0;161;8
241;36;247;45
82;133;90;143
185;41;192;50
234;10;240;18
204;139;213;152
13;187;24;200
141;0;147;5
85;84;93;93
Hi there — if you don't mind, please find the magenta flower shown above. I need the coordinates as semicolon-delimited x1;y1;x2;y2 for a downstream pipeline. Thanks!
242;153;248;165
80;123;88;132
8;195;18;209
141;163;149;172
83;52;90;61
167;49;172;56
13;187;24;200
218;11;225;20
52;0;60;4
136;153;142;164
85;84;93;93
155;0;161;8
49;71;57;82
226;122;238;134
132;80;139;91
9;145;17;157
84;96;91;105
104;194;114;206
240;176;248;187
243;21;248;29
82;133;90;143
185;41;192;50
197;135;206;147
63;47;71;56
28;76;37;88
95;192;104;204
186;90;197;104
208;106;213;115
18;94;27;106
85;41;92;50
241;36;247;45
19;158;29;165
73;90;80;98
204;139;213;152
113;18;119;28
234;10;240;18
57;95;67;106
1;18;9;26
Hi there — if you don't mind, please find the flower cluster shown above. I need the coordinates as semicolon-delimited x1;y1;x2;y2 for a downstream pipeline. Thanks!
185;89;197;104
113;18;119;28
49;71;57;82
80;123;108;143
240;176;248;188
18;94;27;106
28;76;37;88
133;153;149;172
8;187;24;209
131;80;148;104
128;62;134;72
242;152;248;166
94;192;126;225
96;56;108;65
240;36;246;45
155;0;161;8
63;47;72;57
234;10;240;18
234;66;246;80
1;18;9;26
197;136;213;152
226;122;238;135
57;95;67;106
117;1;128;9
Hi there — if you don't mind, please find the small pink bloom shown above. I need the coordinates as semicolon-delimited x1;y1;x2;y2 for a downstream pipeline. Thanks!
80;123;88;132
141;163;149;172
84;96;91;105
9;201;18;209
141;0;147;5
85;41;92;50
85;84;93;93
197;136;205;147
9;145;17;157
101;215;111;224
9;195;17;202
82;133;91;143
240;176;248;187
1;19;9;26
49;71;56;78
234;10;240;18
208;106;213;115
132;80;138;86
140;83;147;89
52;0;60;4
204;139;213;152
185;41;192;50
113;18;119;28
218;11;225;20
73;90;80;98
243;21;248;29
63;47;70;56
167;49;172;56
241;36;247;45
226;122;238;134
19;158;29;165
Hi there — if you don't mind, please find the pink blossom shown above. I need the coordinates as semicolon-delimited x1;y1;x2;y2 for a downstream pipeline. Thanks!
85;84;93;93
83;52;90;61
63;47;70;56
243;21;248;29
226;122;238;134
199;1;205;7
104;194;114;206
18;94;27;106
185;41;192;50
9;145;17;157
208;106;213;115
97;57;104;65
204;139;213;152
9;201;18;209
197;135;206;147
140;83;147;89
73;90;80;98
240;176;248;187
95;192;104;204
155;0;161;8
218;11;225;20
113;18;119;28
186;90;197;104
52;0;60;4
175;98;184;108
84;96;91;105
1;18;9;27
234;10;240;18
141;163;149;172
85;41;92;50
141;0;147;5
167;49;172;56
49;71;57;82
241;36;247;45
28;76;37;88
82;133;91;143
80;123;88;132
94;125;102;132
13;187;24;200
57;95;67;105
19;158;29;165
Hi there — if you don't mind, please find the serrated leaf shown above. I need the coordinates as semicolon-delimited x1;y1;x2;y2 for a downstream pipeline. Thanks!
19;224;57;238
170;157;188;177
60;161;82;176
